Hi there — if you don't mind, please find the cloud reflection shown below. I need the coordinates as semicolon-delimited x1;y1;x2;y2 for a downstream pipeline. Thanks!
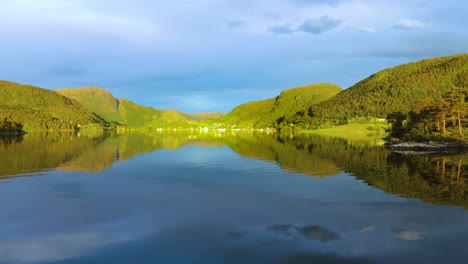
266;224;341;242
0;233;108;263
392;229;431;241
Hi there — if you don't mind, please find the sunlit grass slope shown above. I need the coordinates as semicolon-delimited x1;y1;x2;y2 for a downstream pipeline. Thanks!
301;123;389;144
0;81;104;130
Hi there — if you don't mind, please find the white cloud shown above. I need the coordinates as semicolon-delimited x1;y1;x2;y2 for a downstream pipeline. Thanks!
393;19;430;30
0;0;466;112
268;24;295;35
267;15;341;36
358;26;377;33
0;233;108;263
298;15;342;34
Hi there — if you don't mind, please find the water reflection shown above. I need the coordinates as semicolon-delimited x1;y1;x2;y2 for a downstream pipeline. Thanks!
0;131;341;178
0;131;467;208
392;229;430;241
0;131;467;264
266;224;341;242
0;132;105;178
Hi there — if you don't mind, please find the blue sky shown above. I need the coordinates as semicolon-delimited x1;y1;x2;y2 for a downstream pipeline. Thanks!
1;0;467;112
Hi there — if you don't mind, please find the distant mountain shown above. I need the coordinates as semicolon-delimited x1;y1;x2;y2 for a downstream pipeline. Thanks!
0;81;104;130
184;112;225;120
217;83;343;128
283;54;468;128
57;87;189;128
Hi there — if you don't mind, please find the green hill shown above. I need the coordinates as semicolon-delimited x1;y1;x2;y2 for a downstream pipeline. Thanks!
57;87;190;128
0;81;104;131
217;83;343;128
283;54;468;128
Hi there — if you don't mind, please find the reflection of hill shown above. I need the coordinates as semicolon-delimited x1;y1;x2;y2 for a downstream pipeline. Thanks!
58;132;225;172
0;132;105;178
1;132;228;176
294;135;468;208
2;132;466;208
224;133;342;177
0;131;342;179
225;132;468;208
380;153;467;208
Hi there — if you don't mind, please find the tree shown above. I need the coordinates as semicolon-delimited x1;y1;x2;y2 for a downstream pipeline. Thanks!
444;88;468;137
386;112;407;139
0;118;23;132
428;98;450;136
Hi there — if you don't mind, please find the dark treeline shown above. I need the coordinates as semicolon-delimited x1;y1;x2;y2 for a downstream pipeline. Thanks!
387;88;467;140
0;118;23;133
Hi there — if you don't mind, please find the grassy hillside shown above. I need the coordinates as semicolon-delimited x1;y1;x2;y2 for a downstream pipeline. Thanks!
217;83;343;128
283;54;468;129
0;81;104;131
301;123;388;144
58;87;190;128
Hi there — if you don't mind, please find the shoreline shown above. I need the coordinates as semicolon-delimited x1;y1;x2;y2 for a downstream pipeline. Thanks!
0;130;27;136
385;140;468;154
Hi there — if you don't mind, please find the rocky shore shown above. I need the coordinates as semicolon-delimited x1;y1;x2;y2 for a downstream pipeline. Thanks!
385;140;468;154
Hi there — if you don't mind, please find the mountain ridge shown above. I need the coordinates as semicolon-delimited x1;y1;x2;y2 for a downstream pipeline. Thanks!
281;53;468;128
2;53;467;133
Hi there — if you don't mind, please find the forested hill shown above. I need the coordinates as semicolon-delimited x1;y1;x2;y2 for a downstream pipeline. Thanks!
57;87;190;128
282;54;468;128
216;83;343;128
0;81;104;130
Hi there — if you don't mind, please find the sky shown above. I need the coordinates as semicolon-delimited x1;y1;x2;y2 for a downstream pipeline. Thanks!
1;0;467;113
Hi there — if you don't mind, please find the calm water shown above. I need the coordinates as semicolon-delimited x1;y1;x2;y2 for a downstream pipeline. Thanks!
0;131;467;264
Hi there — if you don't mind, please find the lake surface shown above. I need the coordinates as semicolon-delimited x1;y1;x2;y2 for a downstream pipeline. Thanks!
0;131;467;264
